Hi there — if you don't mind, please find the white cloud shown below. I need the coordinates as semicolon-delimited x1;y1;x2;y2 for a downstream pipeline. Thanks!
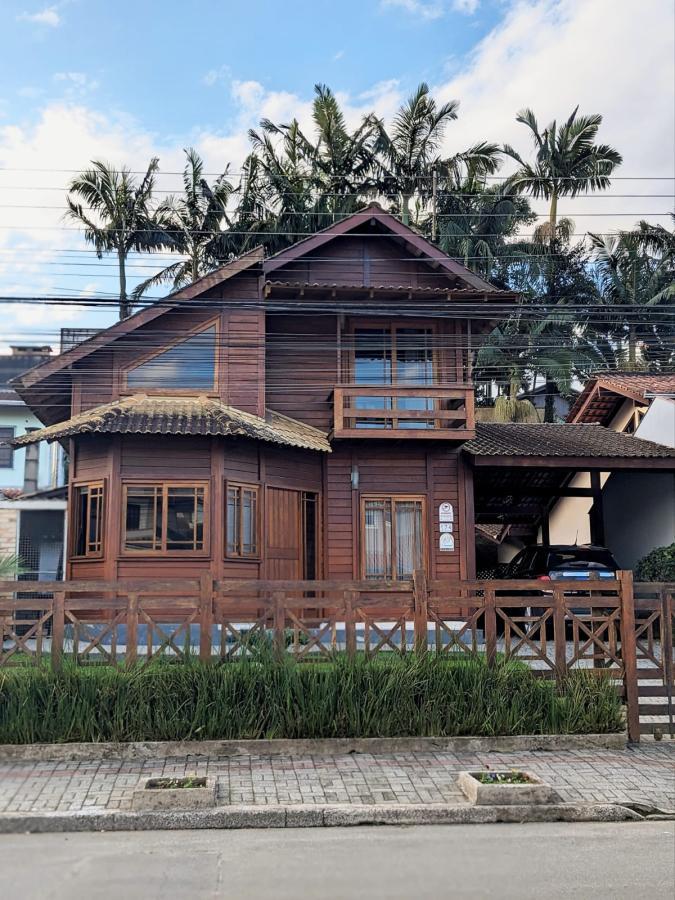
380;0;445;20
202;65;230;87
17;6;61;27
434;0;674;235
380;0;479;19
333;50;345;61
53;72;99;95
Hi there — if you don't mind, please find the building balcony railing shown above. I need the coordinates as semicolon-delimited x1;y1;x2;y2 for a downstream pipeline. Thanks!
332;384;475;439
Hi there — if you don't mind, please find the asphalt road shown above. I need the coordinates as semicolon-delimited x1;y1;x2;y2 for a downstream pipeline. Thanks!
1;822;673;899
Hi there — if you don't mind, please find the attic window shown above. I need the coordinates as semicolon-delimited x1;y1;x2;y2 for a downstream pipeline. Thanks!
126;324;217;390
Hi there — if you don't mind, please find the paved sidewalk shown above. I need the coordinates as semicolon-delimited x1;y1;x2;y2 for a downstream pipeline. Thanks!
0;744;673;815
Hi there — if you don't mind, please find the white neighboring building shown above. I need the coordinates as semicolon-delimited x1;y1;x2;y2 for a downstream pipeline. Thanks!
0;347;66;579
548;374;675;569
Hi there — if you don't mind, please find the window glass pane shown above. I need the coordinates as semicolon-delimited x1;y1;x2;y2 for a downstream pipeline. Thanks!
88;486;102;553
242;489;257;555
127;325;216;389
125;487;161;550
302;492;317;579
364;500;392;579
75;486;88;556
395;501;423;579
396;329;434;428
166;487;204;551
0;427;14;468
354;329;392;386
227;487;240;555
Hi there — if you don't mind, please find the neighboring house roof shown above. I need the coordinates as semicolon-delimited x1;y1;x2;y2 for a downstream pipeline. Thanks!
568;373;675;424
0;350;53;403
464;422;675;460
8;395;331;454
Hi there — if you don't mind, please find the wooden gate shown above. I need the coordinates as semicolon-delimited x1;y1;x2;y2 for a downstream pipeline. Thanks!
634;583;675;738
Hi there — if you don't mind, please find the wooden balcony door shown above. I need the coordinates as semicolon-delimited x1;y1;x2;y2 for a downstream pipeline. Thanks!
265;487;319;579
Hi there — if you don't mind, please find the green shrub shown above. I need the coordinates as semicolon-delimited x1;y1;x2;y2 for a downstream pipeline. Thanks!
0;654;623;744
635;543;675;582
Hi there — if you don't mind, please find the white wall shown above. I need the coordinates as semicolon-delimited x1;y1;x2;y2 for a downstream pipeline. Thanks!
635;397;675;448
603;472;675;569
0;405;54;491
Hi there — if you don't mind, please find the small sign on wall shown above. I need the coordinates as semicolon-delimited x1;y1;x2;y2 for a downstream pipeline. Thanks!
439;522;453;534
439;533;455;551
439;502;454;522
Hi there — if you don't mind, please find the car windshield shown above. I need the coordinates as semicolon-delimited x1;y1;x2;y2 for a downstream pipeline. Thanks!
546;550;616;569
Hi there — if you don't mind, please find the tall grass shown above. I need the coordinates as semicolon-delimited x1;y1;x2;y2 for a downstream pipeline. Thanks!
0;654;623;744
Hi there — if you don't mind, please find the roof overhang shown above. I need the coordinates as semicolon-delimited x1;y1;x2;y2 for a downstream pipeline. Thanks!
469;455;675;470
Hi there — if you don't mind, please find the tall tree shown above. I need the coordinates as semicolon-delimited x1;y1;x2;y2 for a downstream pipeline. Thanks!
503;107;622;240
65;158;163;319
372;83;501;225
589;228;675;370
133;148;233;297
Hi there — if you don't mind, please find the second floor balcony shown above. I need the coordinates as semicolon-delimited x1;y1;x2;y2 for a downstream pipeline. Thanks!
332;384;475;440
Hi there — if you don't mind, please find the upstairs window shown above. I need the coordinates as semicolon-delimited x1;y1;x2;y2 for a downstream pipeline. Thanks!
226;483;259;557
123;483;207;553
72;482;105;557
126;324;217;390
362;496;425;580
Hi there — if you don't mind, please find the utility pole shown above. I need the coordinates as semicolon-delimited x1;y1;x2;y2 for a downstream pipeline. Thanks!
431;168;438;243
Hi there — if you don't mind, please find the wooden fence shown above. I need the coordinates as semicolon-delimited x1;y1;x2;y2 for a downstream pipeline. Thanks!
1;572;673;743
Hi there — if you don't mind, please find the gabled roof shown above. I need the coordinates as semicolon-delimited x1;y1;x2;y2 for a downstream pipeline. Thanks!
568;373;675;424
263;202;499;292
14;246;265;392
7;395;331;454
465;422;675;462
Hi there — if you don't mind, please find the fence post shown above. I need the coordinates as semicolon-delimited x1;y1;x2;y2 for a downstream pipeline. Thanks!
552;585;567;678
273;591;285;659
344;590;357;659
618;570;640;743
199;573;213;663
484;586;496;667
413;569;428;654
126;593;138;669
51;591;65;672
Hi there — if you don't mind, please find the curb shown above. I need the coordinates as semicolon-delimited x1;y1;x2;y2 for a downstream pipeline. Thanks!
0;733;628;762
0;803;659;834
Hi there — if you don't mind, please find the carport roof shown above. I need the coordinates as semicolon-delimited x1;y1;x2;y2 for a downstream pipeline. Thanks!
465;423;675;467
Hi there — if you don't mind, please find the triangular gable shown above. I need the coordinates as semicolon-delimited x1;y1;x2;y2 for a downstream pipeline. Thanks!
263;202;497;293
16;246;264;391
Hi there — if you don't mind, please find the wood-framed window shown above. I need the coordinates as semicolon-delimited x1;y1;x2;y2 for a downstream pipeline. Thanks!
0;427;14;468
349;324;438;429
72;482;105;558
226;482;260;558
122;482;208;554
361;495;426;580
122;318;219;393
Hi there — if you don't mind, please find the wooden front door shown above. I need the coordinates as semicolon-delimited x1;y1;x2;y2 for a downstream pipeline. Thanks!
265;487;319;579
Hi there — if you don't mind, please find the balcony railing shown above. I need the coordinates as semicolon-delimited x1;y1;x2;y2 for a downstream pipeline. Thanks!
332;384;475;439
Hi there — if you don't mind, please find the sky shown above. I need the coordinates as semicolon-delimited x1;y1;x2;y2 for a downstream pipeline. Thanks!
0;0;673;349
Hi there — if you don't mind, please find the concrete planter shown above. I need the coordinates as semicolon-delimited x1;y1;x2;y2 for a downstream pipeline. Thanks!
458;770;554;806
131;776;217;811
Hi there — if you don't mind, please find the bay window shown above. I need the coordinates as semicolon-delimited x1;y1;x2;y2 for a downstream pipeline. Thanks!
123;483;207;553
226;483;259;557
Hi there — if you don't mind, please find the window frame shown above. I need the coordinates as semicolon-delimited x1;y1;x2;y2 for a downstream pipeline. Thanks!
119;316;220;396
121;480;210;556
70;480;106;559
225;481;261;560
0;426;15;469
360;494;427;581
347;320;440;387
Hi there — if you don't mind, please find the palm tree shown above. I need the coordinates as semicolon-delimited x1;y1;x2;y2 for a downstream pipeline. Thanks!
65;158;164;319
133;148;233;298
372;83;501;226
503;107;622;241
590;229;675;369
435;175;535;279
260;84;377;225
0;554;22;578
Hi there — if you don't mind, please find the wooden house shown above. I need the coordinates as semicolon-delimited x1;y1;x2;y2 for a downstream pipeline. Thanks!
10;205;675;589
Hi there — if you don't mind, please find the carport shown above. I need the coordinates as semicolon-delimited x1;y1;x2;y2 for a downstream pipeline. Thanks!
461;423;675;569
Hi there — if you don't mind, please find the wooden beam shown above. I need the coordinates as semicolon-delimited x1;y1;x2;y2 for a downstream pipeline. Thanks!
470;456;675;470
589;470;605;545
478;486;596;498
